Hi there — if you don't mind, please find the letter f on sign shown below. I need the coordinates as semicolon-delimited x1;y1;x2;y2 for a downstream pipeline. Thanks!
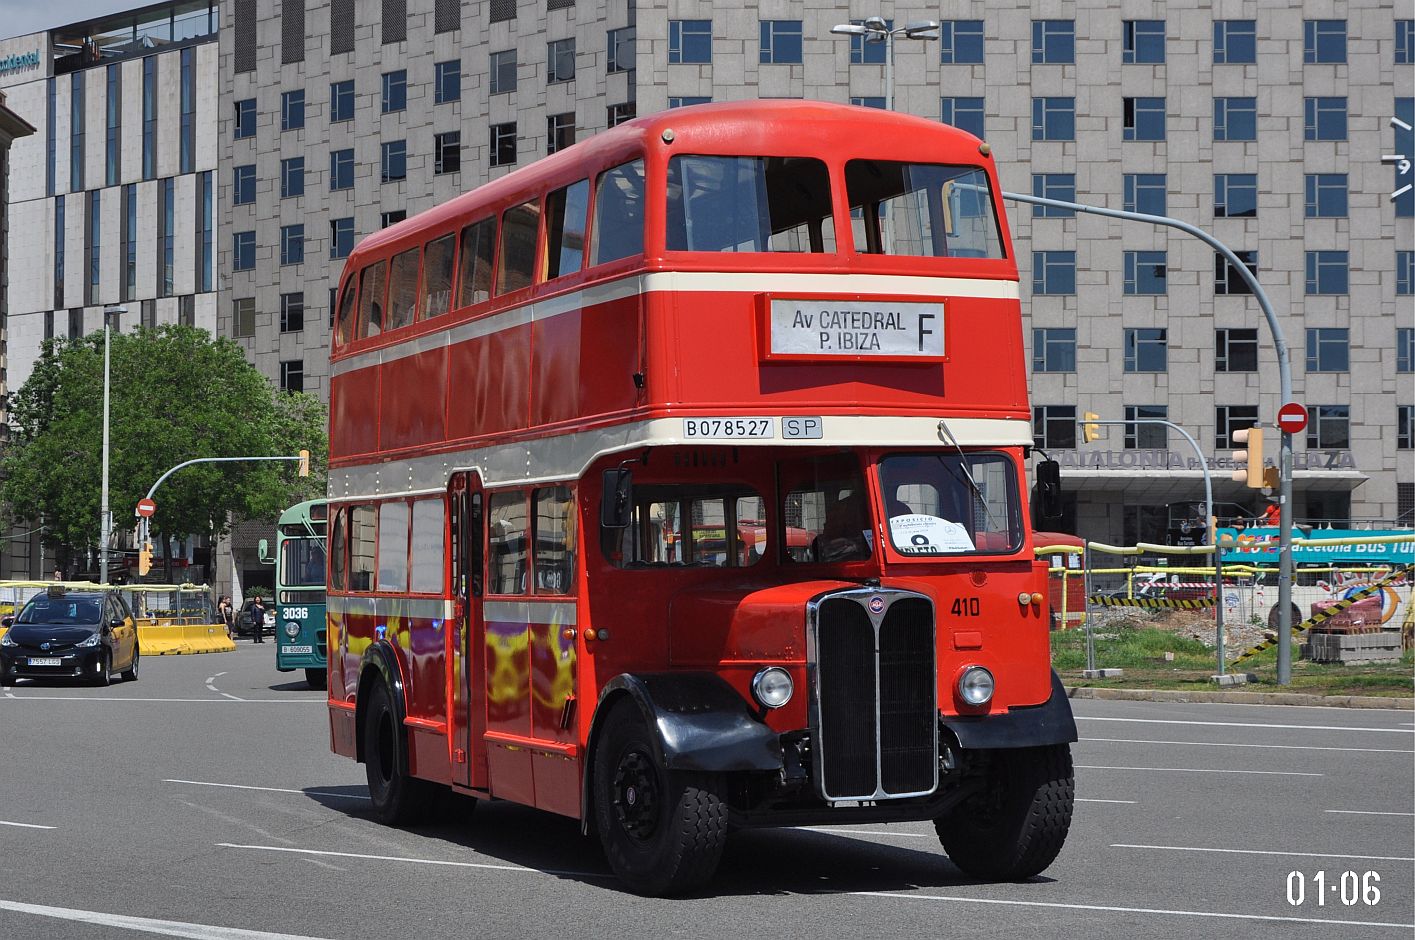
918;313;936;352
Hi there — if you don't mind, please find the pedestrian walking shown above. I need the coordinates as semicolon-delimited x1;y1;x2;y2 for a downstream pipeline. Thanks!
217;595;235;640
249;595;267;643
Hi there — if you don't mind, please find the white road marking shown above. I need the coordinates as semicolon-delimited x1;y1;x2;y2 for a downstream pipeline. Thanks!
1325;810;1415;817
1076;798;1138;804
795;827;931;839
220;693;245;702
1076;716;1413;734
205;672;227;693
165;779;370;801
852;890;1413;930
218;842;610;879
0;819;55;830
1112;843;1415;862
0;898;337;939
1083;736;1414;754
1077;764;1321;777
0;694;323;703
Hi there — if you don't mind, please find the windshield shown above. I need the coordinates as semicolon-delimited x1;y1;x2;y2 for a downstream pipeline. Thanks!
878;452;1022;556
18;595;103;625
280;537;327;587
666;155;835;253
780;454;873;564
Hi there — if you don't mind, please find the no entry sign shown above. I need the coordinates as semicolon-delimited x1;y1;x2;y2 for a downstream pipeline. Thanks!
1277;402;1308;434
135;497;156;518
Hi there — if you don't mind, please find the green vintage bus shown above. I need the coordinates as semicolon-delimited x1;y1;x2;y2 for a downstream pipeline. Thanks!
265;499;328;689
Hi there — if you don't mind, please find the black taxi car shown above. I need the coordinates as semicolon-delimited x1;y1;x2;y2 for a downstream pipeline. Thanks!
0;587;140;686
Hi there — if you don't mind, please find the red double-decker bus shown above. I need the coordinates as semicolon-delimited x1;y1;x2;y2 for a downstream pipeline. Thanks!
324;100;1076;895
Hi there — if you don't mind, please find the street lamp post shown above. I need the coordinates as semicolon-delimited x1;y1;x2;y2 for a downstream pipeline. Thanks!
100;304;126;584
830;17;940;114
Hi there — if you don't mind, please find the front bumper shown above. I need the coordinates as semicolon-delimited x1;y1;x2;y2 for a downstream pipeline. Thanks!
1;647;107;682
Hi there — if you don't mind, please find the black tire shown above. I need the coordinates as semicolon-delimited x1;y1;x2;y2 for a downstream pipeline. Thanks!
935;743;1074;880
1268;602;1303;631
120;645;140;682
305;668;327;691
93;650;112;687
362;681;433;825
592;701;727;896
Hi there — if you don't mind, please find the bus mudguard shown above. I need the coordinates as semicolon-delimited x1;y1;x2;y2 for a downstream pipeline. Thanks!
354;640;408;764
941;670;1078;750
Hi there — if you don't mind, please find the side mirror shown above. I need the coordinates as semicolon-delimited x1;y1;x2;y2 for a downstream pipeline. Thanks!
1034;459;1062;524
1;615;13;628
109;618;124;630
257;538;271;564
601;468;633;529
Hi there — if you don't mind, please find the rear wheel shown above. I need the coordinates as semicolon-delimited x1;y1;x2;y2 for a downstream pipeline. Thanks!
120;646;139;682
305;668;327;691
362;681;433;825
935;743;1073;880
592;701;727;896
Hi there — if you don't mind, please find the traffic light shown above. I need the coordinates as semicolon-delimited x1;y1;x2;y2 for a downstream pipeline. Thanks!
1082;411;1101;444
297;449;310;477
138;542;152;576
1231;426;1265;487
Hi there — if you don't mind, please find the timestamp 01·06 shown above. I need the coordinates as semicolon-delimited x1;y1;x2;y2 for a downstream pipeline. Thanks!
1286;870;1380;906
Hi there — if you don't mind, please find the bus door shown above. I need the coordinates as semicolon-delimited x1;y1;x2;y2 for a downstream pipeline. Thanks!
450;472;487;790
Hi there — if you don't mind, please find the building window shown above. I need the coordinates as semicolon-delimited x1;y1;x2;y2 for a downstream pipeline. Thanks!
281;157;305;198
280;359;304;393
141;62;157;180
1397;327;1414;372
759;20;802;64
179;47;195;173
847;19;891;65
1123;97;1165;141
1123;173;1166;216
46;78;56;196
233;297;255;337
939;20;984;64
234;165;256;205
940;97;985;138
1031;174;1074;217
1400;406;1415;450
68;308;84;340
1124;328;1168;372
1032;251;1076;295
1305;327;1350;372
1033;405;1077;450
1123;252;1167;296
490;123;516;167
44;310;54;341
330;217;354;259
1400;483;1415;526
608;26;636;72
1304;97;1347;141
1304;250;1348;294
1122;20;1165;64
381;140;407;182
434;131;461;175
198;170;213;292
281;90;305;131
105;64;121;186
1031;20;1074;64
607;103;635;127
1398;251;1414;296
1213;97;1257;141
669;96;710;109
280;292;304;333
1032;327;1076;372
1307;406;1350;449
331;0;354;52
331;80;354;122
1215;405;1259;449
1215;251;1258;295
382;70;407;113
381;210;406;227
433;61;461;104
489;0;514;24
331;149;354;190
281;225;305;265
547;113;575;153
1214;173;1257;218
435;0;460;33
1215;328;1259;372
86;190;100;305
1303;20;1346;63
1214;20;1256;64
282;0;305;63
670;19;712;64
490;50;516;94
1399;20;1415;64
382;0;406;44
53;196;65;308
1032;97;1075;141
850;96;885;109
122;184;137;300
1124;405;1168;449
70;70;85;192
233;97;255;140
233;231;255;271
158;177;174;297
548;38;576;83
1303;173;1348;217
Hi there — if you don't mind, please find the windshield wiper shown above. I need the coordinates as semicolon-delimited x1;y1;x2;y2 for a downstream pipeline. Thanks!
934;419;1005;535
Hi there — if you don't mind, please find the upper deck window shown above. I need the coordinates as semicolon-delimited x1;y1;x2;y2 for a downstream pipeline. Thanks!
457;218;496;307
545;180;590;279
845;161;1004;259
356;260;387;339
422;234;455;317
387;247;421;330
590;159;645;265
334;278;356;346
666;155;835;253
497;201;539;295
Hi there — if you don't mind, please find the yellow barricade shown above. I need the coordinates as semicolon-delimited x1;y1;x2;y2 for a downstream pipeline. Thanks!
137;621;235;655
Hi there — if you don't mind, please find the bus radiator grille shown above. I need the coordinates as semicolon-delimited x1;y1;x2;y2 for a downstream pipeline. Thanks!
878;598;936;795
815;598;877;798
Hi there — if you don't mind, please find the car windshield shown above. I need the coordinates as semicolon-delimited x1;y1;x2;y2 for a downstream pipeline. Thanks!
17;596;104;625
877;452;1022;556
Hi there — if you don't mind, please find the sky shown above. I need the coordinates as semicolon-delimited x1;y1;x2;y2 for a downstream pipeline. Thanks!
0;0;136;40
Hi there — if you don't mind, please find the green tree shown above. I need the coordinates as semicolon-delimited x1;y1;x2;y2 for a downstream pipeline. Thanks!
2;325;327;579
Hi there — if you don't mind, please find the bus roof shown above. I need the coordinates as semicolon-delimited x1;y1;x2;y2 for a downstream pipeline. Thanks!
278;499;328;525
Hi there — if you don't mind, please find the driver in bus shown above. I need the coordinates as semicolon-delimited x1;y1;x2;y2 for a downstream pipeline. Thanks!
814;489;872;562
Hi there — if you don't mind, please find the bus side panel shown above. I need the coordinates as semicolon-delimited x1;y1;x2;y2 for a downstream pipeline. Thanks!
446;326;530;439
380;347;448;450
529;621;579;817
530;296;641;427
330;369;380;458
484;617;535;804
406;612;449;730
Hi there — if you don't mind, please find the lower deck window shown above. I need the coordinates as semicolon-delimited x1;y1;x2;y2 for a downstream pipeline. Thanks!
602;484;766;568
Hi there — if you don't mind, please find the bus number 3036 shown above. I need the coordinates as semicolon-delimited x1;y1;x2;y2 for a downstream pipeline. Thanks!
285;607;309;620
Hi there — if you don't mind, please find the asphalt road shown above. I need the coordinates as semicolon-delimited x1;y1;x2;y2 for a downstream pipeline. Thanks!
1;643;1411;939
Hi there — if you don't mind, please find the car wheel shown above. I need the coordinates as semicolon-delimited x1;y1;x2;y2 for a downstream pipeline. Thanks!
121;646;139;682
305;667;327;691
592;701;727;896
93;650;112;687
362;681;434;825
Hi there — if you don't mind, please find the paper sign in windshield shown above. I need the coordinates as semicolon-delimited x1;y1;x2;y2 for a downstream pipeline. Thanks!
889;514;975;554
770;300;944;358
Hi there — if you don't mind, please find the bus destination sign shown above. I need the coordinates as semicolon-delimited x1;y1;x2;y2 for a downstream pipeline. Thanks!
766;299;945;360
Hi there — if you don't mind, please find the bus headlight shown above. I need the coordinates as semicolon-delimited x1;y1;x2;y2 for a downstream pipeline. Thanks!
751;666;794;709
958;666;994;706
283;621;301;638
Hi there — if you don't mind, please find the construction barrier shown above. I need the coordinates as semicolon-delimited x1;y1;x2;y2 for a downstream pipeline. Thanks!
1230;566;1413;666
137;621;235;655
1088;594;1216;610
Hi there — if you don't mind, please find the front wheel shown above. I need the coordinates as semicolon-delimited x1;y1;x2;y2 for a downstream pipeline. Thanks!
305;668;327;691
362;682;433;825
120;646;139;682
936;743;1074;880
592;702;727;896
